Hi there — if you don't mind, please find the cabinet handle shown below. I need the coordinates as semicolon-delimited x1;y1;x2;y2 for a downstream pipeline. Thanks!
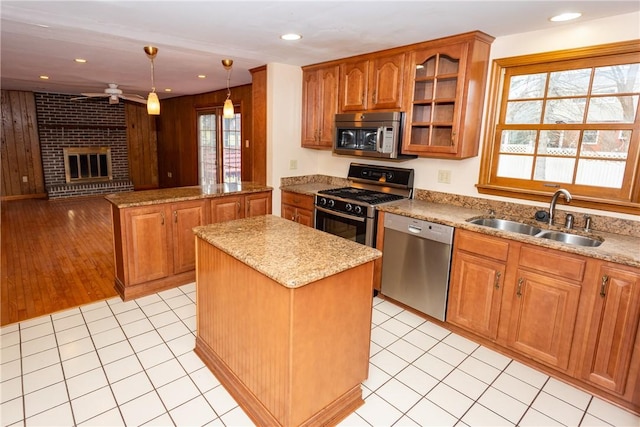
161;211;165;225
600;275;609;297
516;277;523;297
236;201;241;213
494;271;501;289
173;211;178;223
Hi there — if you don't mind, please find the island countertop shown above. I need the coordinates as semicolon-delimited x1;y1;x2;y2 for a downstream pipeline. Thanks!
193;214;381;288
104;182;272;208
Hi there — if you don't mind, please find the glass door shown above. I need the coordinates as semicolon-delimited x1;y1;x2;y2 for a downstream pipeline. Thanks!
198;107;242;186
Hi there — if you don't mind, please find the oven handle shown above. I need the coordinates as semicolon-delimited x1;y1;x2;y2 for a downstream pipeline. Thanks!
315;206;366;223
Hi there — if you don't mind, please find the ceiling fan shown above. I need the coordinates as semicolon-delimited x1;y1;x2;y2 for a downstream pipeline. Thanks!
71;83;147;105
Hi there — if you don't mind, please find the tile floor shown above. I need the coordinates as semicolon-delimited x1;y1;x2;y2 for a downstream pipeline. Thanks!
1;283;638;427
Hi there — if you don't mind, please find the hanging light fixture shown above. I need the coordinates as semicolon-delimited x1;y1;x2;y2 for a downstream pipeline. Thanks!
144;45;160;115
222;59;234;119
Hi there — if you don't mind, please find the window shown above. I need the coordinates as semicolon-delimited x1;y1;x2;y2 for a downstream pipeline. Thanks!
198;107;241;185
477;41;640;214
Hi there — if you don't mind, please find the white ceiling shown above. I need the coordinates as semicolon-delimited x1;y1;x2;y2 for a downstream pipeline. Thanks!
2;1;639;101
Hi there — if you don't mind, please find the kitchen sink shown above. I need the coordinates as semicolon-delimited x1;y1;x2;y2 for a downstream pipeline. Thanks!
535;230;603;247
467;218;542;236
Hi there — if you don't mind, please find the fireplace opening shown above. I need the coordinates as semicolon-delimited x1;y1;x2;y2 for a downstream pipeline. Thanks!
63;147;113;183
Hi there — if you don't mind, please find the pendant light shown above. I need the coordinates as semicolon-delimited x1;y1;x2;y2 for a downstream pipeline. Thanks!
144;45;160;115
222;59;234;118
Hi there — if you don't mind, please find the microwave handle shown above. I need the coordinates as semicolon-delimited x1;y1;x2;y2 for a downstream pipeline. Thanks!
377;126;384;152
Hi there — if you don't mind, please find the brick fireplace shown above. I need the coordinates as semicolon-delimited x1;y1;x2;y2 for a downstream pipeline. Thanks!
35;93;134;198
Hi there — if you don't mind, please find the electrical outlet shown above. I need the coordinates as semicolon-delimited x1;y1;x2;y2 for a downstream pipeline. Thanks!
437;169;451;184
22;176;28;183
289;159;298;170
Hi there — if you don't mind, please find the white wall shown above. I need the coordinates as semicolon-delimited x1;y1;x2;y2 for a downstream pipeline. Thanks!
266;11;640;220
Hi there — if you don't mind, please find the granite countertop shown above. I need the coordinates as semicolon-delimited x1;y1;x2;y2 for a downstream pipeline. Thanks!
379;199;640;268
280;182;342;196
105;183;272;208
193;215;381;288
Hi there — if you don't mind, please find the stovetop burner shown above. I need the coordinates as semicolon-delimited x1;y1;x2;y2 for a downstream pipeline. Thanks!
318;187;405;205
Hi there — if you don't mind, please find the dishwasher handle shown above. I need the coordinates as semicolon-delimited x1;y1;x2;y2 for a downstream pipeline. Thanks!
408;225;422;234
384;213;454;245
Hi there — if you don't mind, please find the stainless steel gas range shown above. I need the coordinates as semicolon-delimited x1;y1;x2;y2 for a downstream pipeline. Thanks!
314;163;414;247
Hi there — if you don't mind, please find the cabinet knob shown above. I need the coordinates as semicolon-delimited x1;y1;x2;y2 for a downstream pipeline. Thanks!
161;211;165;225
600;275;609;297
516;277;523;297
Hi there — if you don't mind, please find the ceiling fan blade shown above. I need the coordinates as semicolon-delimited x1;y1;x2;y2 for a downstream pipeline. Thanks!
80;93;110;97
70;96;90;101
120;95;147;104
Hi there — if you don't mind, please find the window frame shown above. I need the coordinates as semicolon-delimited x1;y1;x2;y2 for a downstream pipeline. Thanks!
477;40;640;215
196;106;242;185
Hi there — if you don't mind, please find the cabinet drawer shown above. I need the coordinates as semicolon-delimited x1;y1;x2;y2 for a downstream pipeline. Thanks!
281;191;314;211
456;230;509;262
518;246;586;282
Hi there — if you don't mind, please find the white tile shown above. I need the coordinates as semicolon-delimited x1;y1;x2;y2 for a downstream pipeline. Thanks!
428;342;467;366
395;364;438;395
393;415;422;426
0;344;20;364
370;348;410;377
543;377;591;410
170;395;218;426
461;403;514;427
128;330;163;353
81;306;113;323
178;282;196;294
25;402;74;427
394;310;426;328
370;325;399;348
0;323;19;335
492;372;540;406
587;397;640;427
71;387;117;424
220;405;255;427
137;343;174;370
51;307;81;320
0;396;23;426
20;321;54;342
406;397;458;426
416;321;450;340
369;341;383;358
158;287;185;300
22;347;60;374
103;354;144;384
148;310;180;329
166;332;196;356
114;307;146;325
24;381;68;418
402;329;439;352
374;300;404;317
580;413;614;426
91;327;126;349
157;375;200;410
174;304;196;321
337;410;371;426
58;336;95;361
142;412;175;426
52;312;85;332
157;321;191;342
96;340;134;365
86;316;119;335
78;407;125;426
1;376;23;403
66;367;109;400
457;354;501;385
165;294;193;310
204;384;239;417
121;318;154;339
375;378;422;413
379;317;413;337
110;371;154;405
0;359;22;381
62;351;101;378
355;392;403;426
478;386;528;424
139;300;171;317
177;351;206;374
185;292;196;304
412;352;455;381
134;294;162;307
182;316;197;332
443;368;489;400
518;408;563;427
0;331;19;348
146;358;187;388
22;363;64;394
442;333;480;355
55;324;90;346
531;391;584;426
19;315;51;330
426;382;474;418
189;366;221;394
371;309;391;326
107;299;139;315
387;338;425;363
79;300;109;313
504;360;548;389
116;390;165;426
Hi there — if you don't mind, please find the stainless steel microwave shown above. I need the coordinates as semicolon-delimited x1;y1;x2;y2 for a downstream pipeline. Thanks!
334;112;415;160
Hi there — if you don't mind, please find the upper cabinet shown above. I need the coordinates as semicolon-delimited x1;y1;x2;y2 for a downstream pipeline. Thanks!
402;32;494;158
339;52;405;112
301;64;340;149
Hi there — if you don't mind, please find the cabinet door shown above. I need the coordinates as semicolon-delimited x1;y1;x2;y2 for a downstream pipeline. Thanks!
282;204;297;222
369;53;405;110
317;66;340;147
295;208;314;227
171;201;206;274
581;263;640;395
506;270;581;370
125;206;171;285
447;251;505;340
211;196;244;223
340;60;369;112
301;70;320;147
245;191;272;217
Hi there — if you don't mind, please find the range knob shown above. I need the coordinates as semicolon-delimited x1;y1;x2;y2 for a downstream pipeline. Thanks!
319;197;327;206
328;199;335;208
354;205;363;214
345;203;352;212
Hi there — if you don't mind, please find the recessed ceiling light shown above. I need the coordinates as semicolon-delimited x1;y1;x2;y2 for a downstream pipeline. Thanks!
74;58;87;63
39;75;49;80
280;33;302;41
550;12;582;22
198;75;206;79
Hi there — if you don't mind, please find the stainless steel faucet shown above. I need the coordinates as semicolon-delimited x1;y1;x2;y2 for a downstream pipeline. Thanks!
549;189;572;225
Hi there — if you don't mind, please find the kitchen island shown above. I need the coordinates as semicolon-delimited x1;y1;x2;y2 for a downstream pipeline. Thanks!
193;215;381;427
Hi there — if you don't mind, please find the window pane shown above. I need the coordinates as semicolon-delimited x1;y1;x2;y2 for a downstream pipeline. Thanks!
576;159;625;188
539;130;579;156
500;130;536;154
497;154;533;179
587;95;638;123
581;130;630;158
533;157;574;183
223;113;242;183
508;73;546;99
592;64;640;94
543;98;586;123
505;100;542;124
548;69;590;97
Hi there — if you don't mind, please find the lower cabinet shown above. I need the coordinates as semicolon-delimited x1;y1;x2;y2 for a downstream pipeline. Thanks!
172;200;207;274
281;191;314;227
447;229;640;413
211;195;244;223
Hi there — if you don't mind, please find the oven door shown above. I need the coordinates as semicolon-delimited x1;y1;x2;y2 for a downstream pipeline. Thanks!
314;206;373;246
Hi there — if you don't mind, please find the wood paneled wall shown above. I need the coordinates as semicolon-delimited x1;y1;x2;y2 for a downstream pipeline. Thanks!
125;103;159;190
1;91;46;199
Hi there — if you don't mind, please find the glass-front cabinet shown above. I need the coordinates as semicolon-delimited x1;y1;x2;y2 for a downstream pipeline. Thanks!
402;32;494;159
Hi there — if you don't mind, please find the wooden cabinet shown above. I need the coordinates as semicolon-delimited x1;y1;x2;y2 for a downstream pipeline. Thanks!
580;262;640;399
281;191;314;227
339;52;405;112
447;230;509;340
211;195;244;223
402;31;493;159
245;191;272;217
301;64;339;148
171;200;207;274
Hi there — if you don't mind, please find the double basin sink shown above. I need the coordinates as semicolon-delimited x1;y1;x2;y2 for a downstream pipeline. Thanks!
467;218;603;247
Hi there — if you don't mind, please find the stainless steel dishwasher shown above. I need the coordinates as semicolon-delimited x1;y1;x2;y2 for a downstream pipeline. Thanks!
380;213;454;321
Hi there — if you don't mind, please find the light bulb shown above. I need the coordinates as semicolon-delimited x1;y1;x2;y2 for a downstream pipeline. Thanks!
147;92;160;115
223;99;234;118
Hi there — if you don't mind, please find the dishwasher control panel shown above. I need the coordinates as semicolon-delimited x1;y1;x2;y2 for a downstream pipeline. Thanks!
384;213;454;245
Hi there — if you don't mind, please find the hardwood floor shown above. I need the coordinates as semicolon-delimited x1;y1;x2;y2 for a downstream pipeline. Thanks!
1;196;118;326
